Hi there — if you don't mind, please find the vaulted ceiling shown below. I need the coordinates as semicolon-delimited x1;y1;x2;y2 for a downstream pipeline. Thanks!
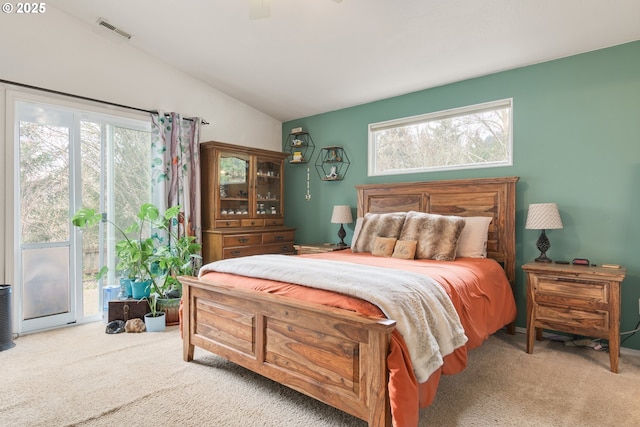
46;0;640;121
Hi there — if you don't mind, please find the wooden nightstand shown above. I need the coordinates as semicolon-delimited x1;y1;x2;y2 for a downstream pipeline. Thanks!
522;262;626;373
294;243;348;255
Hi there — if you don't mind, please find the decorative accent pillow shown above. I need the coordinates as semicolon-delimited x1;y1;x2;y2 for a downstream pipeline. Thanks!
392;240;417;260
371;237;397;257
456;216;493;258
352;212;407;253
398;211;465;261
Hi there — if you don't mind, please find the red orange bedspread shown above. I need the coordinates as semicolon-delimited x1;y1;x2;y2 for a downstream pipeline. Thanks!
195;250;516;427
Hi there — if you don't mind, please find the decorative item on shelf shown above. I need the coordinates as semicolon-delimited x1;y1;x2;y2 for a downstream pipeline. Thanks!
326;166;338;180
330;205;353;247
290;127;303;134
525;203;563;263
292;151;303;162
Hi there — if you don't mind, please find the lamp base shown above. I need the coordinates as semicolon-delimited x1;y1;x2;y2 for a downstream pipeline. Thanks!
337;224;347;247
534;229;552;263
535;253;553;263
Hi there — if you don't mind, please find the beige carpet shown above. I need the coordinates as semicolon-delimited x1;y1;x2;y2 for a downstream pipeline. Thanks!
1;322;638;427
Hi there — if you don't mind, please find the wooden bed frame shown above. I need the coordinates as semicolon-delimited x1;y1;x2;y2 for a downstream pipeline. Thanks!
180;176;519;427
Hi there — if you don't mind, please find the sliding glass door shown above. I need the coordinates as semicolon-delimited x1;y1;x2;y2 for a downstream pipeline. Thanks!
15;100;150;333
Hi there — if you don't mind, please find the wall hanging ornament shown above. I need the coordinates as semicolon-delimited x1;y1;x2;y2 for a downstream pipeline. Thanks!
305;167;311;201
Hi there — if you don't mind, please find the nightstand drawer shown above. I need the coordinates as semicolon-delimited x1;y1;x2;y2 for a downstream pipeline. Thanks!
534;275;609;308
536;305;609;333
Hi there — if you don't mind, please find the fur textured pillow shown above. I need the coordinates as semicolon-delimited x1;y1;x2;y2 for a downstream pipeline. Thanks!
371;237;397;257
352;212;407;253
399;211;465;261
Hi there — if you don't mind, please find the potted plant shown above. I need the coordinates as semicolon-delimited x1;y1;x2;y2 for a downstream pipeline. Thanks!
150;205;202;325
73;203;201;327
143;294;166;332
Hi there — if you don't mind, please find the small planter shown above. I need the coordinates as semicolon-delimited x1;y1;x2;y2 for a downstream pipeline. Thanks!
156;297;181;326
144;312;166;332
130;280;151;299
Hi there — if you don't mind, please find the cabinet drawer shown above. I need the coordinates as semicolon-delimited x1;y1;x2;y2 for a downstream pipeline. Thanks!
263;230;295;244
265;218;284;226
223;245;267;258
536;304;610;334
534;275;609;308
215;219;241;228
261;242;296;255
222;234;262;247
241;218;265;227
223;242;294;258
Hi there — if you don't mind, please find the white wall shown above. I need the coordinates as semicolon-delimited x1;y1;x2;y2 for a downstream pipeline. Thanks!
0;6;282;148
0;6;282;286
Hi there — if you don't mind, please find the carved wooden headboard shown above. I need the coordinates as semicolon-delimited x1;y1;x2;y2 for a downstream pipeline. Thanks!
356;176;519;285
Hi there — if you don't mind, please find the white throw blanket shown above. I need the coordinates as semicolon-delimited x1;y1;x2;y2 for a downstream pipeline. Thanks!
199;254;468;382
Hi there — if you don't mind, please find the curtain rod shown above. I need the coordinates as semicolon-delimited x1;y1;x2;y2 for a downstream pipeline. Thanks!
0;78;210;125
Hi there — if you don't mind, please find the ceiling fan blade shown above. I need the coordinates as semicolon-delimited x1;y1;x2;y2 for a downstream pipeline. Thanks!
250;0;271;20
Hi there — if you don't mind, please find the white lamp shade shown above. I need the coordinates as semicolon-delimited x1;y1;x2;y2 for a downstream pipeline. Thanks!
525;203;563;230
331;205;353;224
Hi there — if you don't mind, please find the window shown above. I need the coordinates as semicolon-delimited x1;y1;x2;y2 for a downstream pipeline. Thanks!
368;99;512;176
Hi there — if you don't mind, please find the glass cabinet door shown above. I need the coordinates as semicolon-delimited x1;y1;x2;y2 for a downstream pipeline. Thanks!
255;156;282;217
218;152;249;217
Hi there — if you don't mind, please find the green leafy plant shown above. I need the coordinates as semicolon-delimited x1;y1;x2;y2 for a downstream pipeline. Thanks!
72;203;160;284
149;205;202;299
72;203;201;314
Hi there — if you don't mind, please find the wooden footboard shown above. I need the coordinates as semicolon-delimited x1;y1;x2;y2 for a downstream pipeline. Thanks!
180;275;396;427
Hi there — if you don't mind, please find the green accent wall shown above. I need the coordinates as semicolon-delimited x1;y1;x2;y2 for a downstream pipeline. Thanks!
283;40;640;351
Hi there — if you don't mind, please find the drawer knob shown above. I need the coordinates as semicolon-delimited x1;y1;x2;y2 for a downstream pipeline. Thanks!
231;250;241;256
238;238;249;243
275;235;284;241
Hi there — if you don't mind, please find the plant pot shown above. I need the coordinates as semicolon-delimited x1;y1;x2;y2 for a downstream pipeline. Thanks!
119;278;133;299
130;280;151;299
156;297;181;326
144;312;166;332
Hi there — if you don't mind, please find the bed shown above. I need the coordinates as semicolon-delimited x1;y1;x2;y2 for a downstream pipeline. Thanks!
179;176;519;427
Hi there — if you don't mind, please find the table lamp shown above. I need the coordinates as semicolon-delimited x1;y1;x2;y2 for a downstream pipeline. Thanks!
330;205;353;247
525;203;563;263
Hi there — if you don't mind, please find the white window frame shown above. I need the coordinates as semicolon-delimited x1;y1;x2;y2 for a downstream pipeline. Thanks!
368;98;513;176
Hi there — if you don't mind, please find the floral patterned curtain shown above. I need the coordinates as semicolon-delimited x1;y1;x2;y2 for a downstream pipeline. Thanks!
150;112;202;248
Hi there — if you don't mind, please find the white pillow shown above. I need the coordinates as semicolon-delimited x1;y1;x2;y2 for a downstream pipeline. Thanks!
456;216;493;258
350;217;364;250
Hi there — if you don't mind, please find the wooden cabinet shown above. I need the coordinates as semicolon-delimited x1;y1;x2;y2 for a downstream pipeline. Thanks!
522;262;626;372
200;142;295;263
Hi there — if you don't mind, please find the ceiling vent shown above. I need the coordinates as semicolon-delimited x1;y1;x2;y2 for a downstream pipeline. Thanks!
96;17;132;41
